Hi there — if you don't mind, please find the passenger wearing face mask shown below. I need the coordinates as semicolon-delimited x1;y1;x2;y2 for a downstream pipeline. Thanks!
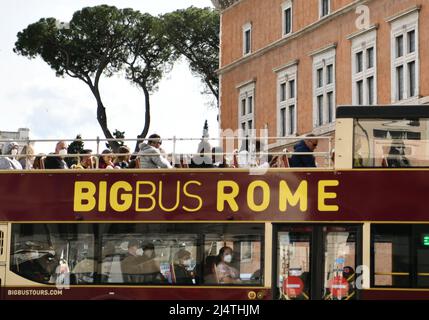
45;140;69;169
0;141;22;170
173;249;195;285
215;246;241;284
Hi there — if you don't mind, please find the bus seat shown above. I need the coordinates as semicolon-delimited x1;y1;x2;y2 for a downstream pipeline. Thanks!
381;156;388;167
170;263;176;284
281;148;290;168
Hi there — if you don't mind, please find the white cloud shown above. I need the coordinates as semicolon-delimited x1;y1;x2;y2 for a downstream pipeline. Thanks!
0;0;217;154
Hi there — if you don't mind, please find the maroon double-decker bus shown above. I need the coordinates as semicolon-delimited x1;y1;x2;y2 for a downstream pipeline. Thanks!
1;105;429;300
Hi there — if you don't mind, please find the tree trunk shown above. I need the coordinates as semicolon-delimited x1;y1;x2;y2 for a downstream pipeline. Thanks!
134;84;151;153
93;92;120;153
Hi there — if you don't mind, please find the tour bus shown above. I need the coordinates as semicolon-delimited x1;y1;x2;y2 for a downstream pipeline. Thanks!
1;105;429;300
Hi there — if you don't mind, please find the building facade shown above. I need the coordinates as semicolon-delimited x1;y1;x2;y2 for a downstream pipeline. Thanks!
215;0;429;155
0;128;30;153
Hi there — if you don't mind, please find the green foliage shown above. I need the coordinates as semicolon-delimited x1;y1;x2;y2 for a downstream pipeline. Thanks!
107;129;125;148
162;7;220;104
66;134;85;167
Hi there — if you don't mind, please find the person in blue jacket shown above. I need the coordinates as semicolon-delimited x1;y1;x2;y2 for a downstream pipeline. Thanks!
289;134;318;167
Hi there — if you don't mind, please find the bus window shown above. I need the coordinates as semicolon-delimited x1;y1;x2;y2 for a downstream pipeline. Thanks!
416;226;429;288
10;224;96;285
99;224;198;285
371;225;411;287
322;226;357;300
353;118;428;167
203;224;263;286
277;227;311;300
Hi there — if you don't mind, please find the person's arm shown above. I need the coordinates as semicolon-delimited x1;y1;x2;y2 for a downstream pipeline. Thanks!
152;154;172;168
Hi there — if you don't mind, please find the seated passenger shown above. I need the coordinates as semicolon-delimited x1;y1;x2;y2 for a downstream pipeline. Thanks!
173;249;195;285
0;141;22;170
98;149;116;169
289;134;317;168
386;142;410;167
114;146;131;169
139;134;172;169
215;246;241;284
45;141;68;169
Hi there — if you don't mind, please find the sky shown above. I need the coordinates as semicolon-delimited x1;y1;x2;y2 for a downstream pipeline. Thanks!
0;0;217;154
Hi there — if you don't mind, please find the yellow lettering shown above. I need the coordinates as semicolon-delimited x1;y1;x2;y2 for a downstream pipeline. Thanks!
159;181;181;212
217;180;239;212
318;180;339;211
135;181;156;212
98;181;107;212
74;181;96;212
110;181;133;212
183;181;203;212
247;181;270;212
279;181;308;212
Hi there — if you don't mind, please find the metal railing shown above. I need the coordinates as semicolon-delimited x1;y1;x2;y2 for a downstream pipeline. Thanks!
0;135;334;170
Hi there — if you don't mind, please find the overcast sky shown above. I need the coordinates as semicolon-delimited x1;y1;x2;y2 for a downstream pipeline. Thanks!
0;0;217;153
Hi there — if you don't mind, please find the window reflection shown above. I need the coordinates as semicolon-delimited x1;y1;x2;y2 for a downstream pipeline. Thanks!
10;223;264;287
322;227;357;300
277;228;311;300
354;118;429;167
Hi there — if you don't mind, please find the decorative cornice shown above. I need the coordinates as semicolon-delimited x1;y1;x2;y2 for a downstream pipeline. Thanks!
272;59;299;73
308;43;337;57
211;0;243;11
218;0;370;75
235;78;256;89
346;23;379;40
385;4;421;23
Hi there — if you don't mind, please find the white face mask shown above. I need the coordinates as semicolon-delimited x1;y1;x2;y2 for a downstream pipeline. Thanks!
136;248;143;256
183;259;192;267
10;149;18;156
144;250;153;257
58;149;68;156
224;254;232;263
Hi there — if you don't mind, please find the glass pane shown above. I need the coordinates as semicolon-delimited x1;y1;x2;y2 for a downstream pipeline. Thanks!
317;68;323;87
288;105;295;135
327;92;334;123
289;79;295;99
322;0;329;16
367;76;374;105
100;224;198;285
326;64;333;84
397;65;404;101
277;228;311;300
10;224;96;285
367;47;374;69
416;226;429;287
241;99;246;116
245;30;251;54
408;30;415;53
280;83;286;102
357;80;363;105
248;96;253;114
356;52;363;73
323;226;357;300
372;225;410;287
353;118;429;167
408;61;416;98
396;35;404;58
284;8;292;34
248;120;252;130
280;108;286;137
317;95;323;126
203;224;263;286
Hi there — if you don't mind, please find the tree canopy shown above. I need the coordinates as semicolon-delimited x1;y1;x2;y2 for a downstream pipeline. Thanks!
14;5;220;152
162;7;220;105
